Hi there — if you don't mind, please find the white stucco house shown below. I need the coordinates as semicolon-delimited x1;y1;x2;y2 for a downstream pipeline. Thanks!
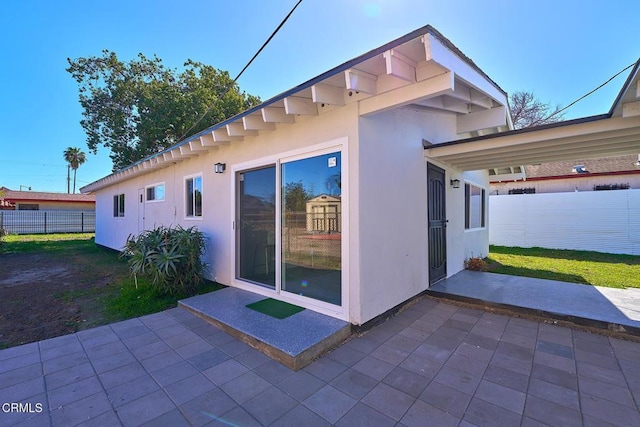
81;25;640;325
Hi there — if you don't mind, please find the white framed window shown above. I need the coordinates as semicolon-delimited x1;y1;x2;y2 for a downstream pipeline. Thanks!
145;182;165;202
185;174;203;218
113;194;125;217
465;183;486;229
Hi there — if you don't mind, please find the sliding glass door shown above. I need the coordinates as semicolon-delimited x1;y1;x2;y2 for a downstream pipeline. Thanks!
236;149;342;307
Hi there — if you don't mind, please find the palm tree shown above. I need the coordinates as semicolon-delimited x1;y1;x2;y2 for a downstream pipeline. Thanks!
63;147;87;194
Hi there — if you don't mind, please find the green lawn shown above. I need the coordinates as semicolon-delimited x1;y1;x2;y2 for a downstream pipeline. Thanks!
487;245;640;289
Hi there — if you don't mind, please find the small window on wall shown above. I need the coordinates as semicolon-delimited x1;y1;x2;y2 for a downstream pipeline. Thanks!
465;183;485;229
146;183;165;202
18;204;39;210
185;175;202;218
113;194;125;217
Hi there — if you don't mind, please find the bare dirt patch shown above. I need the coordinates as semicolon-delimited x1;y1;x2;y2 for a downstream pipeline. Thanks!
0;251;116;348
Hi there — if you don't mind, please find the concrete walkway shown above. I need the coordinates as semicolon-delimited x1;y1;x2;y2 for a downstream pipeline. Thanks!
2;296;640;426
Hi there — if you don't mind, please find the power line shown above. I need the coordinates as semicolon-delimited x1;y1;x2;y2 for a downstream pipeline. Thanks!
179;0;304;141
541;61;636;123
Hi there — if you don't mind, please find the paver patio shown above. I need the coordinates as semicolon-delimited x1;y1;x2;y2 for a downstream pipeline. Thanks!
2;295;640;426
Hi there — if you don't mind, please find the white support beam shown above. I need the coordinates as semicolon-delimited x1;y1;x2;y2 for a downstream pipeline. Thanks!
457;106;507;134
262;107;295;123
284;96;318;115
226;122;258;137
622;100;640;118
415;97;468;114
470;89;493;109
344;69;377;94
212;128;240;143
243;114;276;131
311;84;345;106
359;71;454;116
199;134;217;147
636;80;640;98
162;152;173;162
416;61;447;81
189;140;208;152
179;145;198;157
383;49;416;82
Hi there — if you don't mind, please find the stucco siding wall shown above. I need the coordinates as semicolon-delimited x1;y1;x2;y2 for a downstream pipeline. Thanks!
489;190;640;255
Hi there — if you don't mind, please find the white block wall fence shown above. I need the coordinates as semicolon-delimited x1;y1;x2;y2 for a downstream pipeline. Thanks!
489;189;640;255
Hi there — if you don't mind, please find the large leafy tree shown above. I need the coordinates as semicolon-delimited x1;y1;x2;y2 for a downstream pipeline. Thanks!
509;91;564;130
63;147;87;194
67;51;261;170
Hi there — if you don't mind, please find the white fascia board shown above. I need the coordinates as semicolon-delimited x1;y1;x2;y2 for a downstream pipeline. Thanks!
457;106;507;134
262;107;296;123
423;33;507;107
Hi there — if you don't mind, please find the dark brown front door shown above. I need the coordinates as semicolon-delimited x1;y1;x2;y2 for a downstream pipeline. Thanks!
427;163;446;284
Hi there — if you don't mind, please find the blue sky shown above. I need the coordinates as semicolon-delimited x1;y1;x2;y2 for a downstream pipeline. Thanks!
1;0;639;193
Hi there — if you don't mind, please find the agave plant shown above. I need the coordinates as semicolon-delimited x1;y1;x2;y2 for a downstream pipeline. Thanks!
121;226;206;294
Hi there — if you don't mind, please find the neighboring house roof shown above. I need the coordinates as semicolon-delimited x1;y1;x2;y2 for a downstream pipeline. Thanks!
0;199;15;209
525;155;640;178
425;58;640;171
0;187;95;203
81;24;511;193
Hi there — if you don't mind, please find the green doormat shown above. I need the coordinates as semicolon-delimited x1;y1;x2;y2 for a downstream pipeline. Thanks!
246;298;305;319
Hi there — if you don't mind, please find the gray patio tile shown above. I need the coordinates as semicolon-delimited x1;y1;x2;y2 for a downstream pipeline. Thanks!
582;414;618;427
445;352;488;378
150;360;198;387
326;343;367;367
536;339;574;358
382;366;431;397
399;326;431;342
209;407;260;427
111;323;150;340
109;317;145;334
139;311;178;329
174;338;215;359
116;389;176;427
364;326;398;344
399;353;442;379
91;349;137;374
411;342;453;364
50;390;112;426
469;325;503;340
580;393;640;426
276;370;326;401
141;408;191;427
233;347;271;369
122;331;162;351
179;388;237;426
219;371;271;404
336;402;396;427
9;411;51;427
129;340;172;361
45;362;94;391
475;379;525;414
330;368;378;399
164;330;202;349
74;409;120;427
527;377;579;411
361;382;415;421
218;339;252;357
577;337;618;357
344;335;381;354
40;334;79;351
531;363;578;391
305;355;348;382
411;317;441;333
385;334;422;353
140;349;183;372
270;404;331;427
451;311;482;325
610;345;640;364
84;340;128;360
303;384;356;424
489;352;532;376
501;331;536;349
0;376;45;402
252;359;295;384
243;386;297;425
163;373;217;406
107;374;160;408
533;349;576;373
463;332;499;351
188;348;230;371
524;395;582;427
77;328;120;349
48;375;103;408
180;313;211;329
98;361;147;389
433;365;481;395
454;341;494;362
352;355;395;381
154;323;190;340
575;348;620;370
0;351;41;374
418;380;471;417
203;329;237;347
370;343;410;365
495;340;534;361
202;359;249;386
42;350;89;375
464;397;522;427
430;325;467;343
401;399;460;427
0;362;43;391
521;416;552;427
482;365;529;393
609;337;640;357
40;339;83;361
443;318;475;332
576;360;626;386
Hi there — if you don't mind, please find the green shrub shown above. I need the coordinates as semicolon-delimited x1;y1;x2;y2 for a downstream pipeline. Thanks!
121;225;207;295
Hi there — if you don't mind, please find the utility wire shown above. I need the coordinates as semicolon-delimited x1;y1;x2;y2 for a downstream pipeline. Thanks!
540;61;636;124
178;0;304;141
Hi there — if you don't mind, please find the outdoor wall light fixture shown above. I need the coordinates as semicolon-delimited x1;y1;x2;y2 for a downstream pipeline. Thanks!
450;179;460;188
214;163;226;174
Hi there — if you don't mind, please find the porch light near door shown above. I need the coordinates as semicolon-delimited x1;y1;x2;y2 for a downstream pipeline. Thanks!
214;163;226;174
450;179;460;188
